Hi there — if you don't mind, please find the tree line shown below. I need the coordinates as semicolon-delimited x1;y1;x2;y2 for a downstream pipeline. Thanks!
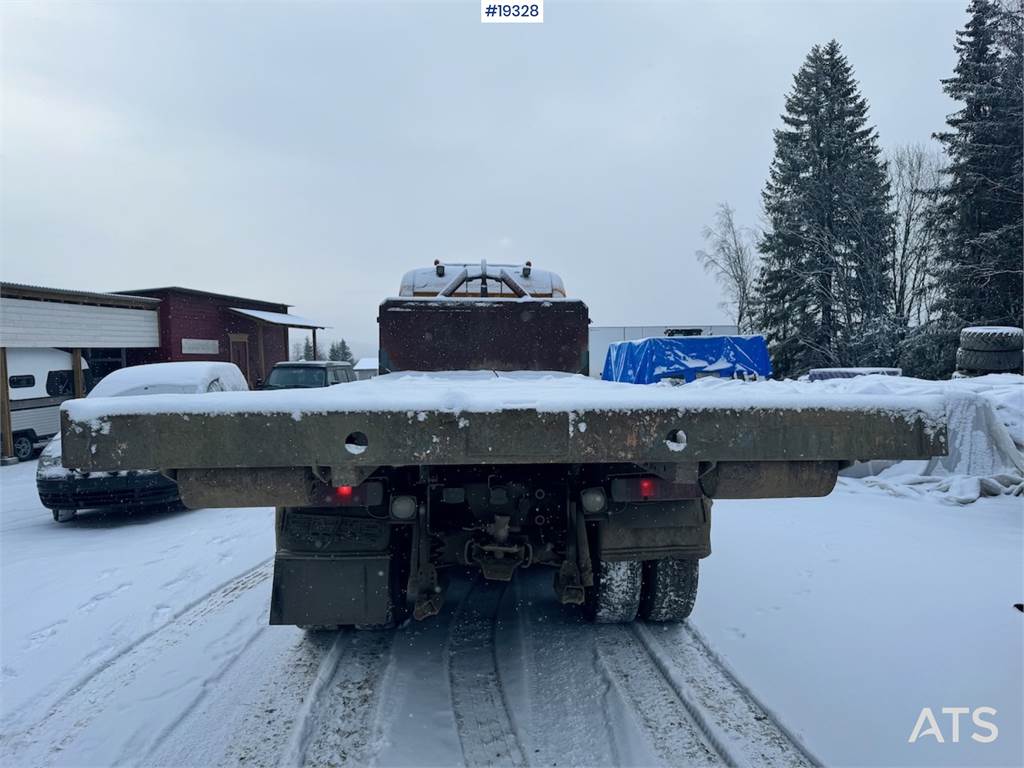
698;0;1022;378
290;337;355;363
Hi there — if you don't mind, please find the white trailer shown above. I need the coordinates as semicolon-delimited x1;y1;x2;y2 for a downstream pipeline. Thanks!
2;348;88;460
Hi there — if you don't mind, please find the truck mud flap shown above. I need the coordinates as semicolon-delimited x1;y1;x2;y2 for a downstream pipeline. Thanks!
270;553;392;627
597;498;712;561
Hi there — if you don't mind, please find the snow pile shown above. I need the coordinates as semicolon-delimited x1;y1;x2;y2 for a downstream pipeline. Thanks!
687;373;1024;504
855;375;1024;504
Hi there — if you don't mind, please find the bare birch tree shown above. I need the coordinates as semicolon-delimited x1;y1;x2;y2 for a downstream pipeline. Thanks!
887;144;943;326
695;203;759;333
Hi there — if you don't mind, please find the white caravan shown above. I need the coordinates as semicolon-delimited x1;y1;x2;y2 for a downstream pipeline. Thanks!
3;348;88;461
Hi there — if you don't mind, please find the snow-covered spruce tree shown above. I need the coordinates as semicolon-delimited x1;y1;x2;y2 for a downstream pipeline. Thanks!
931;0;1023;331
756;40;894;377
338;339;355;364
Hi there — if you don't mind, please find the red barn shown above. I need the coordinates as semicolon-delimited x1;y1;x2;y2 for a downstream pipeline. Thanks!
119;287;324;387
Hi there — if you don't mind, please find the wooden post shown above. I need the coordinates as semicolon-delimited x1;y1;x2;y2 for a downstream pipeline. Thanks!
311;329;318;361
257;324;266;383
72;348;85;398
0;348;13;459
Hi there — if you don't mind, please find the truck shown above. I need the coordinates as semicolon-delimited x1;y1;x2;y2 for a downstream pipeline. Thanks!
60;262;948;628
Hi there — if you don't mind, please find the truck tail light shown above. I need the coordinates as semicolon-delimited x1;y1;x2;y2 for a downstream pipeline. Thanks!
610;477;701;502
321;480;384;507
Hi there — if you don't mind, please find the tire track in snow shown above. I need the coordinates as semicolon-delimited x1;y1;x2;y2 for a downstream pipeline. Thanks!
595;625;726;767
277;631;352;767
496;573;620;766
634;623;819;768
448;578;527;768
1;560;273;764
303;630;395;766
278;629;395;768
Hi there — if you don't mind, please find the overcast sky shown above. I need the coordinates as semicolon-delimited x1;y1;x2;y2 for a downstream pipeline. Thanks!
2;0;966;358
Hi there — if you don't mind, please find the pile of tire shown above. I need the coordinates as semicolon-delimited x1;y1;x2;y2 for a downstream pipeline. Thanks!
956;326;1024;375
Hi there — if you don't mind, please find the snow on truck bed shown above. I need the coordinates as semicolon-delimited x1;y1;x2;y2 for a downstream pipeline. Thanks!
63;370;948;425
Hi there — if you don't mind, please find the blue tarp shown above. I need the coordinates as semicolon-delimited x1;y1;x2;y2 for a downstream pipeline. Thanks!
601;335;772;384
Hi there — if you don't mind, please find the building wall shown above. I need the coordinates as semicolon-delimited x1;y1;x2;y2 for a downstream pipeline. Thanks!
126;290;289;385
0;297;159;348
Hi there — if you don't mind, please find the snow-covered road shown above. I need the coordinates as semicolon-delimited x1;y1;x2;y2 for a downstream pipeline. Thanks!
1;459;1020;767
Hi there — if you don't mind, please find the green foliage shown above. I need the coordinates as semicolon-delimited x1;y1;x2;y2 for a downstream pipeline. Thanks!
897;321;961;379
328;339;355;363
932;0;1023;329
756;40;895;377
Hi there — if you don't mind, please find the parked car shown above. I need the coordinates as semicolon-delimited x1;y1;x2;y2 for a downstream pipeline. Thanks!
2;348;90;461
36;361;248;523
261;360;354;389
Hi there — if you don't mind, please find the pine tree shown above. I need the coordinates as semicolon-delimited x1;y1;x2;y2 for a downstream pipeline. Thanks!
327;342;342;361
756;41;895;377
338;339;354;364
302;337;313;361
932;0;1023;329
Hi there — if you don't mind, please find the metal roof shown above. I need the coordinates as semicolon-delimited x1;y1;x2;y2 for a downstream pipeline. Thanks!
1;281;162;310
116;286;292;309
228;307;326;329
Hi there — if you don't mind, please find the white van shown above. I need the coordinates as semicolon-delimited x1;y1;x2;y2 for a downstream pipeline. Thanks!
3;348;89;461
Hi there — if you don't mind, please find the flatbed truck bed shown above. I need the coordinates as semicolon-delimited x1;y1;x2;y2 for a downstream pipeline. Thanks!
59;264;949;629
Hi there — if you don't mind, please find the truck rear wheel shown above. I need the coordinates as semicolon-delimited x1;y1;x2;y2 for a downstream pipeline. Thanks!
586;559;642;623
640;558;699;622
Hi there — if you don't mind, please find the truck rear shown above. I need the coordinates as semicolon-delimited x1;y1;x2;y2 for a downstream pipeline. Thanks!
61;262;948;628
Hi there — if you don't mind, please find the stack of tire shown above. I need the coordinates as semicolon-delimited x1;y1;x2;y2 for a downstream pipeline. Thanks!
956;326;1024;376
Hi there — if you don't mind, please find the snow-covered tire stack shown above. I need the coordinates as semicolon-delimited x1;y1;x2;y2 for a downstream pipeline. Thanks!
956;326;1023;375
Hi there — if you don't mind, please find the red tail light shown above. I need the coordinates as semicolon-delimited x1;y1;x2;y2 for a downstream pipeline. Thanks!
610;476;701;502
309;480;384;507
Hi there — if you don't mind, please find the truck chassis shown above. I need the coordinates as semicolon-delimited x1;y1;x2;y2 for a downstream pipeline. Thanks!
61;380;946;627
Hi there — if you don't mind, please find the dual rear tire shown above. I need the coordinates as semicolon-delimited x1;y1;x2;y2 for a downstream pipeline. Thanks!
586;556;699;624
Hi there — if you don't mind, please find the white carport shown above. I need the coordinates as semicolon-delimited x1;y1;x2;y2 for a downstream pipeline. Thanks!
0;282;161;461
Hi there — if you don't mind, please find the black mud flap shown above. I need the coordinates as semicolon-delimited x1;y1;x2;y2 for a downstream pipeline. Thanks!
270;554;392;627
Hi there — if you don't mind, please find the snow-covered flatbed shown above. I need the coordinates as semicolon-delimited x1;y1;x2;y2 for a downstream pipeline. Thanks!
61;372;947;476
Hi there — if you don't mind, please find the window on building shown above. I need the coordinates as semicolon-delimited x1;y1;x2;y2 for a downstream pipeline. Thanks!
8;375;34;389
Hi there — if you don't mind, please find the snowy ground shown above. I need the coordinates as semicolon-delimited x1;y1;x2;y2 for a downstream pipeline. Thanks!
1;460;1021;767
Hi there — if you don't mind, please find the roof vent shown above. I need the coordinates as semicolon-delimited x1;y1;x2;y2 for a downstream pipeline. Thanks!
523;261;532;277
